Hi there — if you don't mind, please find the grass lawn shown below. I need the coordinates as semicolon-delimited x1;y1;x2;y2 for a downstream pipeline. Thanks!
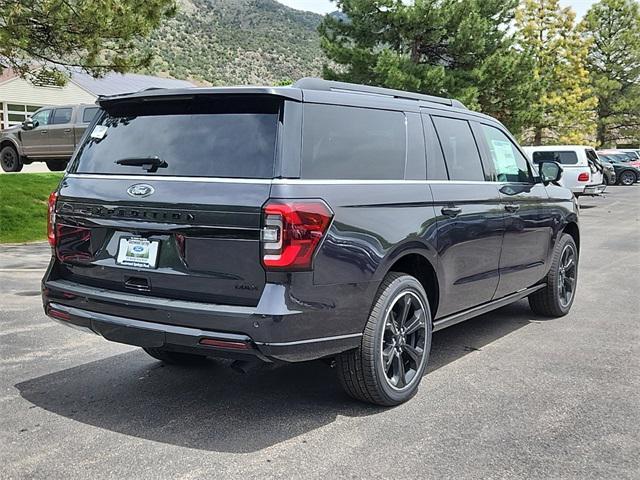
0;173;63;243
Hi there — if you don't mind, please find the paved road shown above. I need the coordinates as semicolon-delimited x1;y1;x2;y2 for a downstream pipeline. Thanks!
0;163;50;174
1;186;639;479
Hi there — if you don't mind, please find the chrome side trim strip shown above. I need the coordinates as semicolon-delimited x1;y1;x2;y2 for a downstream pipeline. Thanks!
66;174;512;186
255;333;363;347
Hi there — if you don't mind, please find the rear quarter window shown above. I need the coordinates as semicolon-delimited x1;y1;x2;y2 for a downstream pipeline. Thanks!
301;104;407;180
532;151;578;165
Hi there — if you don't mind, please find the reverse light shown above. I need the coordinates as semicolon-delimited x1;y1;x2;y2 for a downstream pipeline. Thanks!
261;199;333;270
47;191;58;246
577;172;590;182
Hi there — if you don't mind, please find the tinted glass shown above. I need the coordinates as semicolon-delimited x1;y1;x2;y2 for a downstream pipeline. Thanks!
74;98;280;178
82;107;99;123
432;116;484;181
532;151;578;165
301;104;406;180
51;108;72;125
31;110;51;126
481;124;531;183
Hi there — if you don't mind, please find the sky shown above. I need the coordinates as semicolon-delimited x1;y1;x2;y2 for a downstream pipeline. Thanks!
278;0;598;18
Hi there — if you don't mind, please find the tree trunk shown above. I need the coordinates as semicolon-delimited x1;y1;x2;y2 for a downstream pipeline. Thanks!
534;127;543;146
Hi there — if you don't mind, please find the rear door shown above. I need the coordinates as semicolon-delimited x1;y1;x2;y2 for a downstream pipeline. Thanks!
55;95;286;308
475;122;551;297
531;150;587;193
425;112;504;317
47;107;75;157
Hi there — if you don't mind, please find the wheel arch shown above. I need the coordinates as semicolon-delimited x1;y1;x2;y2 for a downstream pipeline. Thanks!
377;245;440;319
563;221;580;253
0;138;21;156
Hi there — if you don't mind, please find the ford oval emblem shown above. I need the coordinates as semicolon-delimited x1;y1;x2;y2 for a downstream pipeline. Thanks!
127;184;155;198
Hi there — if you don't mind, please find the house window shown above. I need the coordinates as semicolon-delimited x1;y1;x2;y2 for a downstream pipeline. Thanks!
1;103;43;129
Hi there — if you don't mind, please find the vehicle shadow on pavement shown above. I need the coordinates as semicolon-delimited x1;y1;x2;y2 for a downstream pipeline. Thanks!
16;300;541;453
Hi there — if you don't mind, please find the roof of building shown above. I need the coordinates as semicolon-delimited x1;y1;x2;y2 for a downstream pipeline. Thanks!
0;66;194;95
70;71;194;96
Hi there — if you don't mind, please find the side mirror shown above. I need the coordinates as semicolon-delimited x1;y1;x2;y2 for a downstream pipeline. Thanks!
539;161;563;185
22;118;35;130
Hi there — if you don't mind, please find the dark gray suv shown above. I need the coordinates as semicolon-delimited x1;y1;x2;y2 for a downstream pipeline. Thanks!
42;79;579;405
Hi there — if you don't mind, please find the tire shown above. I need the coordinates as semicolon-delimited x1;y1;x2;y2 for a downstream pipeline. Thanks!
336;272;432;406
0;145;23;172
143;347;209;365
603;174;610;186
529;233;578;317
618;170;636;186
46;160;67;172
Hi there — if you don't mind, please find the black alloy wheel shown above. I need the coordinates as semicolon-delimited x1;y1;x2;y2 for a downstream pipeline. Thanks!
557;243;577;309
0;146;22;172
380;291;427;391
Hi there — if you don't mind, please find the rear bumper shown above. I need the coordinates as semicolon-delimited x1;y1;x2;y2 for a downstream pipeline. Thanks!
42;278;370;362
576;184;607;196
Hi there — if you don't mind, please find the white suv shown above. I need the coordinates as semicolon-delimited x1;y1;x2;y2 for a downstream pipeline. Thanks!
523;145;606;197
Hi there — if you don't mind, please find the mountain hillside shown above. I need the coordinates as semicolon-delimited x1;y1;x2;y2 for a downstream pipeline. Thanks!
141;0;326;85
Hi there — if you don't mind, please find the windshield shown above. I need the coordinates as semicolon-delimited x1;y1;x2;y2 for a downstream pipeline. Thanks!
71;96;281;178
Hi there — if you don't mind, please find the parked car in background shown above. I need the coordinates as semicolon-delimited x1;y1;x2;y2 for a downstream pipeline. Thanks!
0;104;99;172
42;79;580;406
522;145;605;197
620;149;640;160
595;156;616;185
597;150;640;185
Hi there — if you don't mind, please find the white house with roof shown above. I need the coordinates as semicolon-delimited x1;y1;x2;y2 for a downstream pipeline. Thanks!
0;68;194;130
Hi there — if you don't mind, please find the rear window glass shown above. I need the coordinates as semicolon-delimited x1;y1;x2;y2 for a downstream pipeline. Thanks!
301;104;406;180
432;116;485;181
532;151;578;165
52;108;72;124
73;97;280;178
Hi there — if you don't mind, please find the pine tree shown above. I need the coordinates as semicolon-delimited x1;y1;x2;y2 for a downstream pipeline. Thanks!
515;0;597;145
0;0;177;83
581;0;640;147
318;0;536;135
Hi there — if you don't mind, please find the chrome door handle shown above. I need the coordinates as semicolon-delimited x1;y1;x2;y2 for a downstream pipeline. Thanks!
505;204;520;213
441;206;462;217
64;128;71;133
40;130;48;134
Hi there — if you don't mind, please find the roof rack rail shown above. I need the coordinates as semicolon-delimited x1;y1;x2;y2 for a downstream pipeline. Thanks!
293;77;466;109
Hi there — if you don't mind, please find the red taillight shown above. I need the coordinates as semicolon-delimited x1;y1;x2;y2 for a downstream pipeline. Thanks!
261;199;333;270
577;172;590;182
47;306;71;321
47;191;58;246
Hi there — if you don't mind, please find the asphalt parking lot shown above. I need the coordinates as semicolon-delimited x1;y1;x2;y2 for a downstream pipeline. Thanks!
1;186;638;479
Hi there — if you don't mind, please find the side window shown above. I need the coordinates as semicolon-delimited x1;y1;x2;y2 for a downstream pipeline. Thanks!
51;108;73;125
301;104;406;180
480;124;532;183
532;151;578;165
31;110;51;127
82;107;99;123
432;116;484;181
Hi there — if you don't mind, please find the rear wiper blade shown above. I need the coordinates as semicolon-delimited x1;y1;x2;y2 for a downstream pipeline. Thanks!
115;156;168;172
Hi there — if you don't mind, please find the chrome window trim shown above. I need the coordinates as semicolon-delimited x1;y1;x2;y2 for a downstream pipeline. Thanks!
66;173;514;186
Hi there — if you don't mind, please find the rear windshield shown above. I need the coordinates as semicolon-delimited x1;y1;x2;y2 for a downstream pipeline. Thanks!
532;151;578;165
72;97;280;178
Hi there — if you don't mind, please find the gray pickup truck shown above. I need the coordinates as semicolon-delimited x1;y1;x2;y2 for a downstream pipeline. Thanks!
0;104;99;172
